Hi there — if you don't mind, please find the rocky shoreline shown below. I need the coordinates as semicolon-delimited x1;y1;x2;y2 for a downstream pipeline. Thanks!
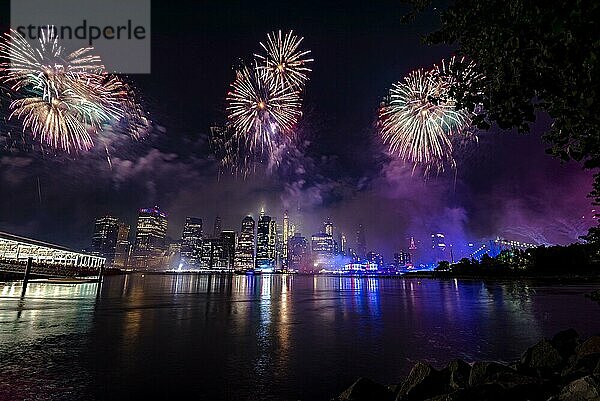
333;329;600;401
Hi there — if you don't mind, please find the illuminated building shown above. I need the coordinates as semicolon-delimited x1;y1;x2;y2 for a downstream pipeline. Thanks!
201;239;213;268
347;247;358;262
311;232;334;270
409;236;418;251
91;215;120;265
132;206;168;269
0;231;105;268
343;261;378;272
431;233;447;262
408;235;418;264
235;215;255;271
288;233;309;272
282;210;290;268
394;251;412;268
113;223;131;268
256;209;276;270
356;224;367;258
166;242;181;269
201;237;226;270
181;217;203;267
340;233;347;255
324;217;333;236
366;252;384;268
213;215;222;238
220;230;236;270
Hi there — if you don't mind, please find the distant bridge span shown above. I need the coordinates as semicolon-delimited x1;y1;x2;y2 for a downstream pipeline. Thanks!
469;237;539;260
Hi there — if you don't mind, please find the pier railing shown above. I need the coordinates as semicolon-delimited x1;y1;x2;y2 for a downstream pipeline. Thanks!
0;259;99;278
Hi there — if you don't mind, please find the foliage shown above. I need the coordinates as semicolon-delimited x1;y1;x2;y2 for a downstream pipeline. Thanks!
437;243;600;276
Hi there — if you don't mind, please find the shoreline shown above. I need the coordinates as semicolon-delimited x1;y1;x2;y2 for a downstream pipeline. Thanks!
333;330;600;401
3;269;600;284
124;270;600;282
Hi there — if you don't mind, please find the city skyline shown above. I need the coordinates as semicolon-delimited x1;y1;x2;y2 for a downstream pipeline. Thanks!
88;203;541;271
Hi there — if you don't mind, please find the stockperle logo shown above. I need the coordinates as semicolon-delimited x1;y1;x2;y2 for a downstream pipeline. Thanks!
11;0;151;74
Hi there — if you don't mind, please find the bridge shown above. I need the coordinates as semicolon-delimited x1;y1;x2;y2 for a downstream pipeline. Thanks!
0;231;105;279
469;237;539;260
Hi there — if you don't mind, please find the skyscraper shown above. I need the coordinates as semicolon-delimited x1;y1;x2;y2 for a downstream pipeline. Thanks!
220;230;236;270
213;215;222;238
356;224;367;259
288;233;309;272
256;211;276;270
408;235;418;264
311;232;335;270
324;217;333;236
113;223;131;268
340;233;347;255
366;252;384;268
132;206;168;269
201;237;225;270
235;215;255;271
431;233;447;262
282;210;290;268
394;251;412;268
91;215;120;265
180;217;203;267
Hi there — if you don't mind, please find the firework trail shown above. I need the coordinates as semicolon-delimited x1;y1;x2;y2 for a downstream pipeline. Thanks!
0;28;147;152
255;30;313;90
503;226;551;245
379;57;483;176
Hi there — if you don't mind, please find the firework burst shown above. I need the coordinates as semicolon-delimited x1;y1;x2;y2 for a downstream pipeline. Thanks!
226;65;301;159
0;29;104;95
0;28;147;152
221;30;312;175
379;59;482;175
255;30;313;90
10;95;94;151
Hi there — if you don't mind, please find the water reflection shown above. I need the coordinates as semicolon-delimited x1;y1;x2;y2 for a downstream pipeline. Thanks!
0;281;98;401
1;276;599;401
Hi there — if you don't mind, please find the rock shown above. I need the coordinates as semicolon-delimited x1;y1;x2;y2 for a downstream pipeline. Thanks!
562;336;600;380
551;329;580;360
576;336;600;359
469;361;514;387
423;393;460;401
334;377;394;401
595;358;600;376
563;354;600;380
440;359;471;390
443;383;508;401
396;362;449;401
558;375;600;401
494;371;554;399
520;339;564;376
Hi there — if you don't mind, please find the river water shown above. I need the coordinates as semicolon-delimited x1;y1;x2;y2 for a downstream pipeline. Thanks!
0;274;599;401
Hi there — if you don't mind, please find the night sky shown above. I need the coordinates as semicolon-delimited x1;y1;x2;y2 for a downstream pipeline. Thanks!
0;1;594;259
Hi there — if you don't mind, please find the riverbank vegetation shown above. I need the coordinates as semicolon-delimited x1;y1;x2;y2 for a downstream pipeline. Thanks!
435;243;600;277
